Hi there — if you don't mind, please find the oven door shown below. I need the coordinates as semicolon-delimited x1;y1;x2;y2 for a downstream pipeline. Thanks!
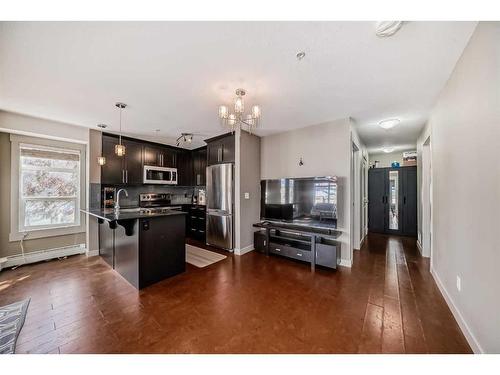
143;166;174;184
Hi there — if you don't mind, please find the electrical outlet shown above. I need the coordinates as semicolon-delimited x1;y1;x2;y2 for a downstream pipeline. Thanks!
456;276;461;292
244;192;250;199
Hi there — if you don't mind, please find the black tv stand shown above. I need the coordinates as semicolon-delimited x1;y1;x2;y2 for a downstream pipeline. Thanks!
253;222;341;271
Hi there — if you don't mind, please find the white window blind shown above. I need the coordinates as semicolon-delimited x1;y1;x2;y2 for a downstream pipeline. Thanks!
19;143;81;232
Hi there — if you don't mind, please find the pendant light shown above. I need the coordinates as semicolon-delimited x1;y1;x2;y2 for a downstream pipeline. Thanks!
115;102;127;156
96;124;107;166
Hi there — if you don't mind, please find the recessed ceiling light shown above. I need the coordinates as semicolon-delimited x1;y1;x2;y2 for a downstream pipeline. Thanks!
379;118;400;129
296;51;306;60
383;147;395;153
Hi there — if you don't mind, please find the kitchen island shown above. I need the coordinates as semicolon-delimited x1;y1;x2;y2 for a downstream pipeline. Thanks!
82;208;186;289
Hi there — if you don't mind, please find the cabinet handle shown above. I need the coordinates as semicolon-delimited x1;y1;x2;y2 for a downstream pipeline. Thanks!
296;253;303;257
125;170;128;183
197;174;200;185
263;240;266;246
275;248;281;252
122;170;125;184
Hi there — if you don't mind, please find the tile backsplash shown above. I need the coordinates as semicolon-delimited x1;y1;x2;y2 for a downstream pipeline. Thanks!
94;184;202;208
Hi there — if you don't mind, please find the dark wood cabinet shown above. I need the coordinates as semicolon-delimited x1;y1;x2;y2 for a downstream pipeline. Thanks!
143;145;159;166
186;205;206;242
139;215;186;288
177;150;193;186
143;145;177;168
192;147;207;186
368;166;417;236
101;133;205;187
123;139;143;184
101;135;143;185
101;135;125;185
206;133;235;165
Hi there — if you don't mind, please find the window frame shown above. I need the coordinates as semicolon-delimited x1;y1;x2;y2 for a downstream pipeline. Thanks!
18;142;82;232
9;135;86;242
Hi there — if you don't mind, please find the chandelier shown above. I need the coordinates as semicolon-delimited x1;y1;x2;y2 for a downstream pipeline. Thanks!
218;89;261;133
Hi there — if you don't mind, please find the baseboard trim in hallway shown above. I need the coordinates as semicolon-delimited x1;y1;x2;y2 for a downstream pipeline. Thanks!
430;267;483;353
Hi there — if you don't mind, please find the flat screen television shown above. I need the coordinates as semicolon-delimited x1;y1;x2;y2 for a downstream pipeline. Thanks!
260;176;337;225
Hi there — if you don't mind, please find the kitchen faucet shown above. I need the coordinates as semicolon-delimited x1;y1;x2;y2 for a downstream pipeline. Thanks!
115;188;129;210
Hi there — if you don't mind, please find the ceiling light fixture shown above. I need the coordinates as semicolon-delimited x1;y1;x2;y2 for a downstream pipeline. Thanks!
296;51;306;60
114;102;127;156
96;124;107;166
375;21;404;37
378;118;400;130
383;147;395;153
176;133;194;147
218;88;261;133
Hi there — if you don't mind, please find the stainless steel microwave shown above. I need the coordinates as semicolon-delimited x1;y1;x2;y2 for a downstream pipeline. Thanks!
143;166;178;185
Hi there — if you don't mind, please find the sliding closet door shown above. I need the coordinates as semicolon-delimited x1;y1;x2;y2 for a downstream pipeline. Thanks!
368;168;387;233
402;166;418;236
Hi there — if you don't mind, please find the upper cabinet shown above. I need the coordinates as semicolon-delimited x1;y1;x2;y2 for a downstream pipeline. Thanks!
143;145;177;167
177;150;193;186
206;133;235;166
101;135;143;185
193;147;207;186
100;133;206;187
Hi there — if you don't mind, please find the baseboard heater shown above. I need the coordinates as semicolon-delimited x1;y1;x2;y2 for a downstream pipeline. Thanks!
0;244;86;270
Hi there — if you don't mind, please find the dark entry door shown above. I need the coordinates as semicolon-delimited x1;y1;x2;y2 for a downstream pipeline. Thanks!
368;168;387;233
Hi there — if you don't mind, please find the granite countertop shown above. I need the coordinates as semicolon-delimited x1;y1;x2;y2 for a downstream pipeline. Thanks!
81;208;186;222
253;220;342;238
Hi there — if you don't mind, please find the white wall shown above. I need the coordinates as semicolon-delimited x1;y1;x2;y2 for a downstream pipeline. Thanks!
260;118;354;266
234;129;261;255
416;121;432;255
369;149;415;168
424;22;499;353
0;110;90;257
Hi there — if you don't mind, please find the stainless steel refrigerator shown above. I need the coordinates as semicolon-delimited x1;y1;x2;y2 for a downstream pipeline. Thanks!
206;163;233;250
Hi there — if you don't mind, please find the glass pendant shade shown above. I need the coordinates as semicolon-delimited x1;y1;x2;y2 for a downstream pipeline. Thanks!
251;105;261;119
218;105;229;119
234;96;244;114
97;156;106;166
115;143;126;156
228;114;236;126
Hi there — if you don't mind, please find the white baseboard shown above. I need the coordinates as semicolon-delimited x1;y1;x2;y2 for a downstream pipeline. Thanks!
431;267;483;353
2;244;86;269
338;258;352;268
234;244;254;256
87;249;99;257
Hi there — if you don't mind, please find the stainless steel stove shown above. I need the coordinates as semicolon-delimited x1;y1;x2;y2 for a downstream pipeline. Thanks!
139;193;181;214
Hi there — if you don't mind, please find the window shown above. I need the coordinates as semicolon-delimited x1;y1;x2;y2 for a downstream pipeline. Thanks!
19;143;81;232
314;182;337;204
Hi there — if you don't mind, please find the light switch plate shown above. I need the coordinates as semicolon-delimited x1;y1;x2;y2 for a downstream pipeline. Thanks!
244;192;250;199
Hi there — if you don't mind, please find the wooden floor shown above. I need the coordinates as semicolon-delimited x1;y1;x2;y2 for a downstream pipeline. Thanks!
0;234;471;354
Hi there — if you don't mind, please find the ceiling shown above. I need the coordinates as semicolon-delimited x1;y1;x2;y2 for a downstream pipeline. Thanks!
0;21;476;150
